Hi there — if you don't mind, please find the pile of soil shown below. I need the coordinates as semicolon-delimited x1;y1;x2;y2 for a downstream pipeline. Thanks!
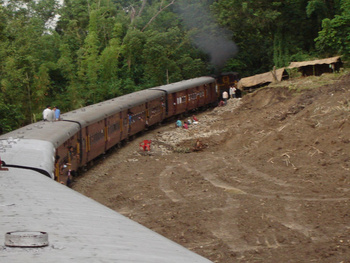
72;72;350;262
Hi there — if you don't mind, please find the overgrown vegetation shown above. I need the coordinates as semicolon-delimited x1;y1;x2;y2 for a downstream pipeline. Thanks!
0;0;348;133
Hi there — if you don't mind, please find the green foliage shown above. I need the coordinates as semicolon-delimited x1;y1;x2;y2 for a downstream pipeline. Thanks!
306;0;329;20
0;0;348;133
177;56;207;80
211;0;330;75
315;0;350;58
306;0;341;20
0;95;26;132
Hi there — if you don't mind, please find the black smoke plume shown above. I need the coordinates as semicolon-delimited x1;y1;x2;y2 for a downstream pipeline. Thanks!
175;1;238;72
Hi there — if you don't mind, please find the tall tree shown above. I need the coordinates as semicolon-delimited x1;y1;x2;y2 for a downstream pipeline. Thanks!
211;0;325;75
1;0;59;124
76;8;102;105
314;0;350;58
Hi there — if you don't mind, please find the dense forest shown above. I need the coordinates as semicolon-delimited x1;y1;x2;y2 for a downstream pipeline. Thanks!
0;0;349;132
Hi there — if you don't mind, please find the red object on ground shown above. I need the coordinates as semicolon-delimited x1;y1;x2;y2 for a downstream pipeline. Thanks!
139;140;151;151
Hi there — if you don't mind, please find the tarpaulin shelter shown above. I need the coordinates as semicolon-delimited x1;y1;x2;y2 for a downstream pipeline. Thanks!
237;68;288;91
288;56;342;76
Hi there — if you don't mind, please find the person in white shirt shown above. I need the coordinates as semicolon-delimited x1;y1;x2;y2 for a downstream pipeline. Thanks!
42;105;52;121
49;107;56;122
222;91;229;105
229;86;236;98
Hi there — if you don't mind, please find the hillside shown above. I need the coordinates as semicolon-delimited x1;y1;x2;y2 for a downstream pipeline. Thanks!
72;72;350;263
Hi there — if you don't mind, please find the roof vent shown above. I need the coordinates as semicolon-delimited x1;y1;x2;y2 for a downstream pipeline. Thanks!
5;231;49;248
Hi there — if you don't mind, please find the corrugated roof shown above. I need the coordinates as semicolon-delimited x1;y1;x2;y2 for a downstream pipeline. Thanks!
288;56;341;68
237;68;287;89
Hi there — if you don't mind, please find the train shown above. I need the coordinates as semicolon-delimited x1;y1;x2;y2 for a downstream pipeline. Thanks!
0;76;226;262
216;71;241;98
1;76;218;183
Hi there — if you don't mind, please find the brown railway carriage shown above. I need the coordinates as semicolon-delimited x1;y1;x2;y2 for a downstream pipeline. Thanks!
59;77;216;180
0;77;218;185
118;90;166;135
0;120;81;182
150;77;217;117
61;89;166;170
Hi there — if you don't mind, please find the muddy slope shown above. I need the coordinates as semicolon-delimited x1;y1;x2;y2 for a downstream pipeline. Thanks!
73;73;350;263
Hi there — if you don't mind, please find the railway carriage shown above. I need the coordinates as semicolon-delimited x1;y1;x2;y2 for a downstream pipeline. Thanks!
55;77;216;181
59;89;166;171
118;89;166;134
0;77;218;182
0;166;213;262
0;76;219;262
0;120;80;179
150;77;217;117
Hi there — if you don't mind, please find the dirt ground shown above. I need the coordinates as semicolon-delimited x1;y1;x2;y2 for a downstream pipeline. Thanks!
72;72;350;263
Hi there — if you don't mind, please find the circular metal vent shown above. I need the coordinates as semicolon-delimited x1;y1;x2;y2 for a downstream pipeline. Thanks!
5;231;49;248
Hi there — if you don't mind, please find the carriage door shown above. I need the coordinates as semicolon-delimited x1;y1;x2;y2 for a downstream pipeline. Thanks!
172;93;177;115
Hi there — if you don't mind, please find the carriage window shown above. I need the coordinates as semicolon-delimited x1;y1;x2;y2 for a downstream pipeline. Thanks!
151;106;161;115
91;130;104;144
129;111;145;123
189;93;197;101
108;123;119;134
177;96;186;104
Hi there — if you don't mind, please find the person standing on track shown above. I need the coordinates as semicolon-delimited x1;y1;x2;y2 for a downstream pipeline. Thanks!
229;86;236;98
222;91;229;105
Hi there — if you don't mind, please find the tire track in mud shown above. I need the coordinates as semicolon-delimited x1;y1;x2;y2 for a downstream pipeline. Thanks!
191;155;285;252
222;155;350;247
158;165;185;203
160;152;350;253
157;158;261;253
223;155;349;202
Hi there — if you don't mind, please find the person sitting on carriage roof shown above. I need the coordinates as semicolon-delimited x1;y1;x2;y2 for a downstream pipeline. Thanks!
55;106;61;120
42;105;51;121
